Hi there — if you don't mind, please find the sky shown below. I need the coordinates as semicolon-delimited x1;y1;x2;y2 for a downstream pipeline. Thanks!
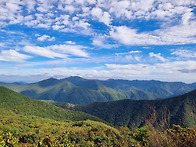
0;0;196;83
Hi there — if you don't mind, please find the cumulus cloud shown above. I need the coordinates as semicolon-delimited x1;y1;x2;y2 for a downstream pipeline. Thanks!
0;50;31;62
23;0;36;12
37;34;55;41
0;0;195;45
110;26;161;45
110;19;196;45
91;7;111;25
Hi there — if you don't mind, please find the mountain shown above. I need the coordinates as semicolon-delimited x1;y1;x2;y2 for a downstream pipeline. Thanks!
0;86;195;146
64;76;196;98
0;86;129;146
71;89;196;129
0;86;102;122
190;82;196;89
99;79;195;97
0;76;195;104
0;78;158;104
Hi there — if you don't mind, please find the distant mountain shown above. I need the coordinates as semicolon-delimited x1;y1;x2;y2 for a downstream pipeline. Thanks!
190;82;196;89
0;76;195;104
64;77;196;98
99;79;195;97
72;90;196;129
0;86;102;122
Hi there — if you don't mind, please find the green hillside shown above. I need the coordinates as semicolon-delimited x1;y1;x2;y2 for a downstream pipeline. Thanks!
0;86;195;146
72;89;196;130
0;86;102;122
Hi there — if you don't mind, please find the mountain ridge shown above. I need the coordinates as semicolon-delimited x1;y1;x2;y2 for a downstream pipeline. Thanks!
0;76;196;104
71;89;196;129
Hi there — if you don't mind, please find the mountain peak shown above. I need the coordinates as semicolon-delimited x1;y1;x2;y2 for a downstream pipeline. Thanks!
63;76;87;82
37;78;60;87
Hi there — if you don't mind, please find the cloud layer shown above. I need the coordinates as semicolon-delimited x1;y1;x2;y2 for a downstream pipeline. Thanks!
0;0;195;45
0;0;195;83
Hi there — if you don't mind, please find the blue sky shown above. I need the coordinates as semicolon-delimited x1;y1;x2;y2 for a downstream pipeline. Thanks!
0;0;196;83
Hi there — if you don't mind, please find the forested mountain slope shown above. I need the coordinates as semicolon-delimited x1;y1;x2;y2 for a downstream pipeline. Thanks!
0;86;102;122
72;89;196;129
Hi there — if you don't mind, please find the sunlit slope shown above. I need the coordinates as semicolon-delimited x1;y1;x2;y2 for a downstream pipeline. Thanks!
0;86;103;122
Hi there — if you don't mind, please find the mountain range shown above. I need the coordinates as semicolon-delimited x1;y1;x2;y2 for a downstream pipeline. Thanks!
70;89;196;130
0;76;196;104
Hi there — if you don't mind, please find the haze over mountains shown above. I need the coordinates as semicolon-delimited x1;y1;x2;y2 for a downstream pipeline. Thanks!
0;76;196;104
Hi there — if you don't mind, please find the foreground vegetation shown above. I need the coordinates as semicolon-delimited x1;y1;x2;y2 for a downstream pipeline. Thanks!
0;112;195;147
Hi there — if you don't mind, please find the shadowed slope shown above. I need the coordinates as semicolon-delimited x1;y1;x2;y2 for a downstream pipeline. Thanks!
72;90;196;129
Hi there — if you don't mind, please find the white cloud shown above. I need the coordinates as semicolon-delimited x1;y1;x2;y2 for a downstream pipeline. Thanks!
65;41;76;44
129;50;142;54
92;35;118;49
171;49;196;58
37;34;55;41
104;60;196;83
108;0;195;21
24;46;67;59
23;44;89;58
74;20;90;30
23;0;36;12
5;0;23;13
149;52;166;62
36;23;51;29
110;18;196;45
109;0;132;19
0;50;31;62
181;11;193;25
7;60;196;83
91;7;111;26
49;44;89;57
115;50;142;56
52;25;65;30
36;0;55;13
0;43;5;47
0;0;194;46
110;26;160;45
